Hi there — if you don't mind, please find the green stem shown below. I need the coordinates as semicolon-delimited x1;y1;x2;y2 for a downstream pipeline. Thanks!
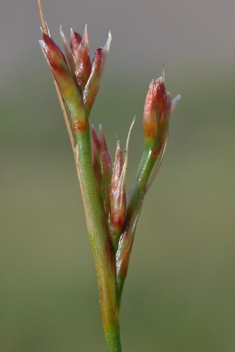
104;323;122;352
127;140;156;222
135;139;156;183
116;140;157;307
75;123;122;352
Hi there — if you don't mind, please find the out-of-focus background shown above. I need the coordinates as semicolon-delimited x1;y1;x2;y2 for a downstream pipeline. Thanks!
1;0;235;351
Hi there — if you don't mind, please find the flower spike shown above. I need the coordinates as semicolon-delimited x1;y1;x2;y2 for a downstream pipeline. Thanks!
38;2;181;349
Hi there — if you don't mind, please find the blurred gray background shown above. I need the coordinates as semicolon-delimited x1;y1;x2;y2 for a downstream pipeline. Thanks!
1;0;235;351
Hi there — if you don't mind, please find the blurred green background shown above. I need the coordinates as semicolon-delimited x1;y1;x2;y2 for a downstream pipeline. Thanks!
1;1;235;351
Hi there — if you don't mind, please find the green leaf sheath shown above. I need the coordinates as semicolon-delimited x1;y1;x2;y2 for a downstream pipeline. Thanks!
133;138;156;198
75;123;122;352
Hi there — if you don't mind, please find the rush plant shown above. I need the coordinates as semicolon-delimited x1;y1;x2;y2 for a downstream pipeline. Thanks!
38;1;180;351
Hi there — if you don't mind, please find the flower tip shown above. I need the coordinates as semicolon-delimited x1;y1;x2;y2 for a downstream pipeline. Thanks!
83;23;88;38
39;39;50;66
116;138;121;150
156;76;163;84
70;28;83;50
59;25;67;43
40;24;50;37
45;21;51;37
131;115;136;126
98;124;104;136
162;64;165;82
104;31;112;52
40;27;48;39
40;27;47;41
174;94;181;101
91;124;97;136
39;39;45;52
60;25;69;47
39;39;47;53
171;94;181;113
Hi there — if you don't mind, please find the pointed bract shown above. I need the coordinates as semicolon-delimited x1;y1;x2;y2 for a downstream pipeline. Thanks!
109;118;135;250
92;125;102;189
171;94;181;113
98;125;112;214
91;125;112;215
99;125;112;181
60;26;76;81
110;141;123;204
70;28;83;54
83;31;112;114
109;141;126;245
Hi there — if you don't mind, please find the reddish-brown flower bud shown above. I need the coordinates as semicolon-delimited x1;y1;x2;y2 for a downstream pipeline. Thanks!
40;30;70;82
142;77;166;140
151;91;171;160
40;30;87;133
141;76;182;160
109;118;135;250
109;141;126;238
110;141;123;203
91;125;112;215
70;30;82;53
83;31;111;114
70;25;91;90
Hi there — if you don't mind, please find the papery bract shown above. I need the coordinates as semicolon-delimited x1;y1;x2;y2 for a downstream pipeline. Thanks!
109;141;126;241
83;32;112;114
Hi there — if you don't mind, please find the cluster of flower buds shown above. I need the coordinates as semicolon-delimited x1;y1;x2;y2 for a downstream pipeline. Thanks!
39;26;111;133
91;124;130;251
